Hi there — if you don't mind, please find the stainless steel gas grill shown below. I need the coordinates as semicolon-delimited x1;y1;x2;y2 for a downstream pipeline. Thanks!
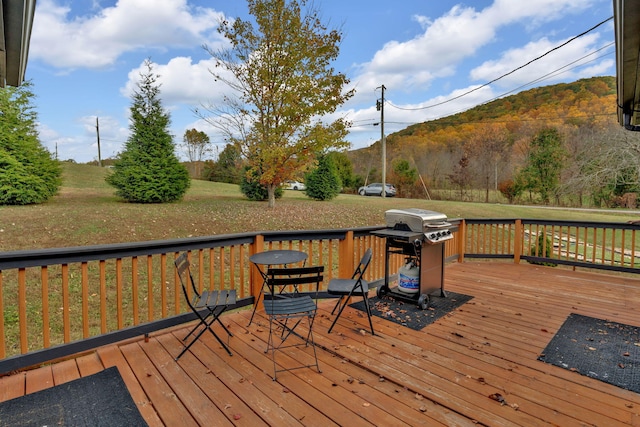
372;208;457;309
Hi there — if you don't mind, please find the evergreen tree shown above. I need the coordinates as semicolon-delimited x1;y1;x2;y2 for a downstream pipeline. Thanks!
305;154;341;201
106;60;189;203
0;81;61;205
326;151;354;190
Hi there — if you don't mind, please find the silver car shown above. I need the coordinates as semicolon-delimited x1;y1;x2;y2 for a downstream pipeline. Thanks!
358;183;396;197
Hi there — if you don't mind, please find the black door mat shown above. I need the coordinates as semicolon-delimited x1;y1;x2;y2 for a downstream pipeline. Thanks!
0;366;148;426
349;291;473;331
538;313;640;394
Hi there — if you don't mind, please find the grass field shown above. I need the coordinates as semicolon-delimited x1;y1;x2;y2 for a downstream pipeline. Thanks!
1;163;638;252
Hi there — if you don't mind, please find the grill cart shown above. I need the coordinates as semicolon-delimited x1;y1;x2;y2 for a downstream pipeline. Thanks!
372;208;456;309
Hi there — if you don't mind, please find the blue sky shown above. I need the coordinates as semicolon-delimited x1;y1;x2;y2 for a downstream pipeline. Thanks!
28;0;615;163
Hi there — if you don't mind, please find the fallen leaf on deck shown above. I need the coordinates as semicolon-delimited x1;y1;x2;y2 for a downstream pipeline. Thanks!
489;393;506;405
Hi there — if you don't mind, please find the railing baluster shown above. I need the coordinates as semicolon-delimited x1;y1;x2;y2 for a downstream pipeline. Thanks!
100;260;107;334
81;262;89;338
219;247;225;291
160;253;167;318
61;264;70;343
0;271;4;359
18;268;27;353
116;258;123;329
131;257;139;326
41;267;50;348
147;255;154;322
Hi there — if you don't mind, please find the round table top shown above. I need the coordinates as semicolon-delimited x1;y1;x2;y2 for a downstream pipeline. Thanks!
249;249;307;265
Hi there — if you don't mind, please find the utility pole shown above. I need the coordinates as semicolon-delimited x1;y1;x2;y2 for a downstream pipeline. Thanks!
376;85;386;197
96;117;102;167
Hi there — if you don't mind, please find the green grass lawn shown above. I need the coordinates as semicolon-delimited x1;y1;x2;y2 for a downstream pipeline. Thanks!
1;163;638;252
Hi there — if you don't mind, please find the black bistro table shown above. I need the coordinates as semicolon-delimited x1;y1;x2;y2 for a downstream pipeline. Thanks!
248;249;308;325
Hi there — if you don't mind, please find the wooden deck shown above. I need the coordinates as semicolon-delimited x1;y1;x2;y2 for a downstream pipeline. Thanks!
2;262;640;426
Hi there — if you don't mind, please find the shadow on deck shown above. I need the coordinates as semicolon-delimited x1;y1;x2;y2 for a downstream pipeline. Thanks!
2;262;640;426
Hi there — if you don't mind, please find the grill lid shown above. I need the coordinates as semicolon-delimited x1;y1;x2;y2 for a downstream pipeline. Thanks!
385;208;448;232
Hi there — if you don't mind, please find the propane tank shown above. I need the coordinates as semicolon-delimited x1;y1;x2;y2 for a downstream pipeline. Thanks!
397;259;419;294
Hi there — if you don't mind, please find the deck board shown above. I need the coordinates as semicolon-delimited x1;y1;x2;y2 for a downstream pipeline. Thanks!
2;262;640;426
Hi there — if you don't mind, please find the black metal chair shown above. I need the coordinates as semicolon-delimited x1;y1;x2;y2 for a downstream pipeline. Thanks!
263;265;324;380
327;248;374;335
174;252;236;360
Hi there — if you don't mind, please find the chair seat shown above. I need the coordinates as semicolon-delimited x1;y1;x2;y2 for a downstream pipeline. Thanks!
327;278;369;295
264;296;316;316
195;289;236;309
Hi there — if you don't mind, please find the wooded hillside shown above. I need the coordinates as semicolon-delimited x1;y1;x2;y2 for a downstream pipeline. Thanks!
347;76;640;207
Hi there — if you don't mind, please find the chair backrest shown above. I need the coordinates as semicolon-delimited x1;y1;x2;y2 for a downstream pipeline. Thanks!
266;265;325;298
351;248;372;281
175;252;200;305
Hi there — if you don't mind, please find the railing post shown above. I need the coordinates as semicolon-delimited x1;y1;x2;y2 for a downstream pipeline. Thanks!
249;234;265;311
514;219;522;264
458;219;466;263
339;230;355;277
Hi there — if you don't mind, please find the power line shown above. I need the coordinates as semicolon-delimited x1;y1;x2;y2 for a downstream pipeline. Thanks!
386;16;614;112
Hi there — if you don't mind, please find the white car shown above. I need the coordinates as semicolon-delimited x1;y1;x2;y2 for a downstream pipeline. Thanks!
285;180;306;190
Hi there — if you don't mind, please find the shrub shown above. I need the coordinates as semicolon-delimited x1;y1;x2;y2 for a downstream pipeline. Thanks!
527;232;557;267
305;154;341;201
240;167;283;201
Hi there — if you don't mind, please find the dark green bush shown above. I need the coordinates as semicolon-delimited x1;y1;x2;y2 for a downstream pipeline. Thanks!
305;154;341;201
527;232;557;267
240;167;283;201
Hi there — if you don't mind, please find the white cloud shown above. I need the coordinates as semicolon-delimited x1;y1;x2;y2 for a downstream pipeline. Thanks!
31;0;226;69
350;0;604;97
121;56;238;112
469;33;608;87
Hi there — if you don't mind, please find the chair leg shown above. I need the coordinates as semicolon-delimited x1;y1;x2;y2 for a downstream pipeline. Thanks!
328;290;375;335
204;319;233;356
176;313;233;360
247;291;263;326
327;295;349;334
212;306;234;338
330;296;344;315
268;314;320;380
361;292;375;336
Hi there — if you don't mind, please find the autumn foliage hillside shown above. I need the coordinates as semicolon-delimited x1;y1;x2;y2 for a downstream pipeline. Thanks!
348;76;618;197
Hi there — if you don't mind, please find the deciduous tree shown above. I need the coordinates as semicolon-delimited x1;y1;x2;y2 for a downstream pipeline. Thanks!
182;128;211;177
204;143;243;184
203;0;354;207
516;128;566;204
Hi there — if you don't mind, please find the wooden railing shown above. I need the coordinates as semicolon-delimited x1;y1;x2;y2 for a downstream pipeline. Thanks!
460;219;640;273
0;218;636;374
0;226;415;373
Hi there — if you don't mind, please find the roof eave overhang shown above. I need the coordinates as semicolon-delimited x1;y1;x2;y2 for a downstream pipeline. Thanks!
614;0;640;130
0;0;36;87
